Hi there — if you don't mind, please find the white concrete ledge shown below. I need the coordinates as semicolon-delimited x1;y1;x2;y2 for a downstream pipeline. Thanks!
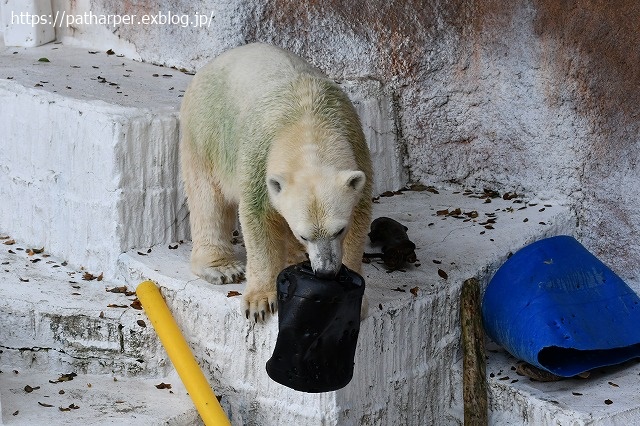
116;188;575;425
1;186;575;424
484;341;640;425
0;369;199;425
0;41;192;279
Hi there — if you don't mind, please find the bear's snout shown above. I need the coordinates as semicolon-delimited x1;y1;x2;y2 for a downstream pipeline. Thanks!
307;239;342;279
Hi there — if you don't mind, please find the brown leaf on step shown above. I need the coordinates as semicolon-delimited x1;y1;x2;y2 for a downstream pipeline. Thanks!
515;363;562;382
438;269;448;279
12;410;18;416
59;403;80;411
137;320;146;327
130;298;143;310
436;209;449;216
605;399;613;405
448;207;462;216
24;385;40;393
38;402;54;407
49;373;77;383
391;287;406;292
3;239;15;245
572;392;583;396
155;382;172;389
97;272;103;281
107;304;129;308
227;291;242;297
410;287;419;297
107;286;129;294
82;272;96;281
608;381;619;388
19;277;29;282
408;183;428;191
27;247;44;255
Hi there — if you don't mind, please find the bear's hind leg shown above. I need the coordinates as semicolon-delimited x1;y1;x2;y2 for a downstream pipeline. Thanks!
188;182;245;284
182;147;245;284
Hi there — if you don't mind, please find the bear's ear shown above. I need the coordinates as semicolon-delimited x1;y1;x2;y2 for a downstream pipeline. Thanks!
341;171;366;193
267;175;284;196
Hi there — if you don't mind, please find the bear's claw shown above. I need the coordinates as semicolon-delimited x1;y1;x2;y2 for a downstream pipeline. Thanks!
242;290;278;323
193;262;246;285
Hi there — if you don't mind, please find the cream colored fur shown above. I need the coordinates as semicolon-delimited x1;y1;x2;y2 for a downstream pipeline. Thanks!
180;43;372;321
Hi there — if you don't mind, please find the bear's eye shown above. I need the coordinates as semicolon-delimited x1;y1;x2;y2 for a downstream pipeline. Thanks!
334;227;345;238
300;235;309;242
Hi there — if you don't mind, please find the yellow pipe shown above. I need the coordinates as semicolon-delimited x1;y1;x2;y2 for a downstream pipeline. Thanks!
136;280;231;426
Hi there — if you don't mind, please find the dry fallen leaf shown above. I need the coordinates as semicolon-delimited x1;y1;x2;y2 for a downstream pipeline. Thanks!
226;291;242;298
3;239;15;245
137;320;146;327
49;373;76;384
410;287;419;297
24;385;40;393
107;286;129;294
59;403;80;411
38;402;54;408
438;269;448;280
130;298;143;310
155;382;172;389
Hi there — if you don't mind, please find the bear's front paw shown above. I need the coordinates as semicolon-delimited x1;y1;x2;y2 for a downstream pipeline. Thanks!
192;261;246;285
242;290;277;323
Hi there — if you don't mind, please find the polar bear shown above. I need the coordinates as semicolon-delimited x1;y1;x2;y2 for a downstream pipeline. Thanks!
180;43;372;321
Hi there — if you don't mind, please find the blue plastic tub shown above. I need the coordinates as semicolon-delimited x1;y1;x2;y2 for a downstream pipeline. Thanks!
482;235;640;377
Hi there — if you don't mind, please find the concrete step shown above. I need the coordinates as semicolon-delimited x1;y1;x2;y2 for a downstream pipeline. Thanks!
0;235;203;424
0;369;199;425
2;187;574;424
0;39;192;280
116;188;576;425
483;340;640;425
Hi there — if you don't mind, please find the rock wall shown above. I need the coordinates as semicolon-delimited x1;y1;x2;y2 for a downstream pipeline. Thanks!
51;0;640;282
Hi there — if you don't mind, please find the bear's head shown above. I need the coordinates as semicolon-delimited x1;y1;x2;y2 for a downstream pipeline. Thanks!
267;168;366;278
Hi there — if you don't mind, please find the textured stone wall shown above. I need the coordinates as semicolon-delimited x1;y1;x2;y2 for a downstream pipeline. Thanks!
52;0;640;282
